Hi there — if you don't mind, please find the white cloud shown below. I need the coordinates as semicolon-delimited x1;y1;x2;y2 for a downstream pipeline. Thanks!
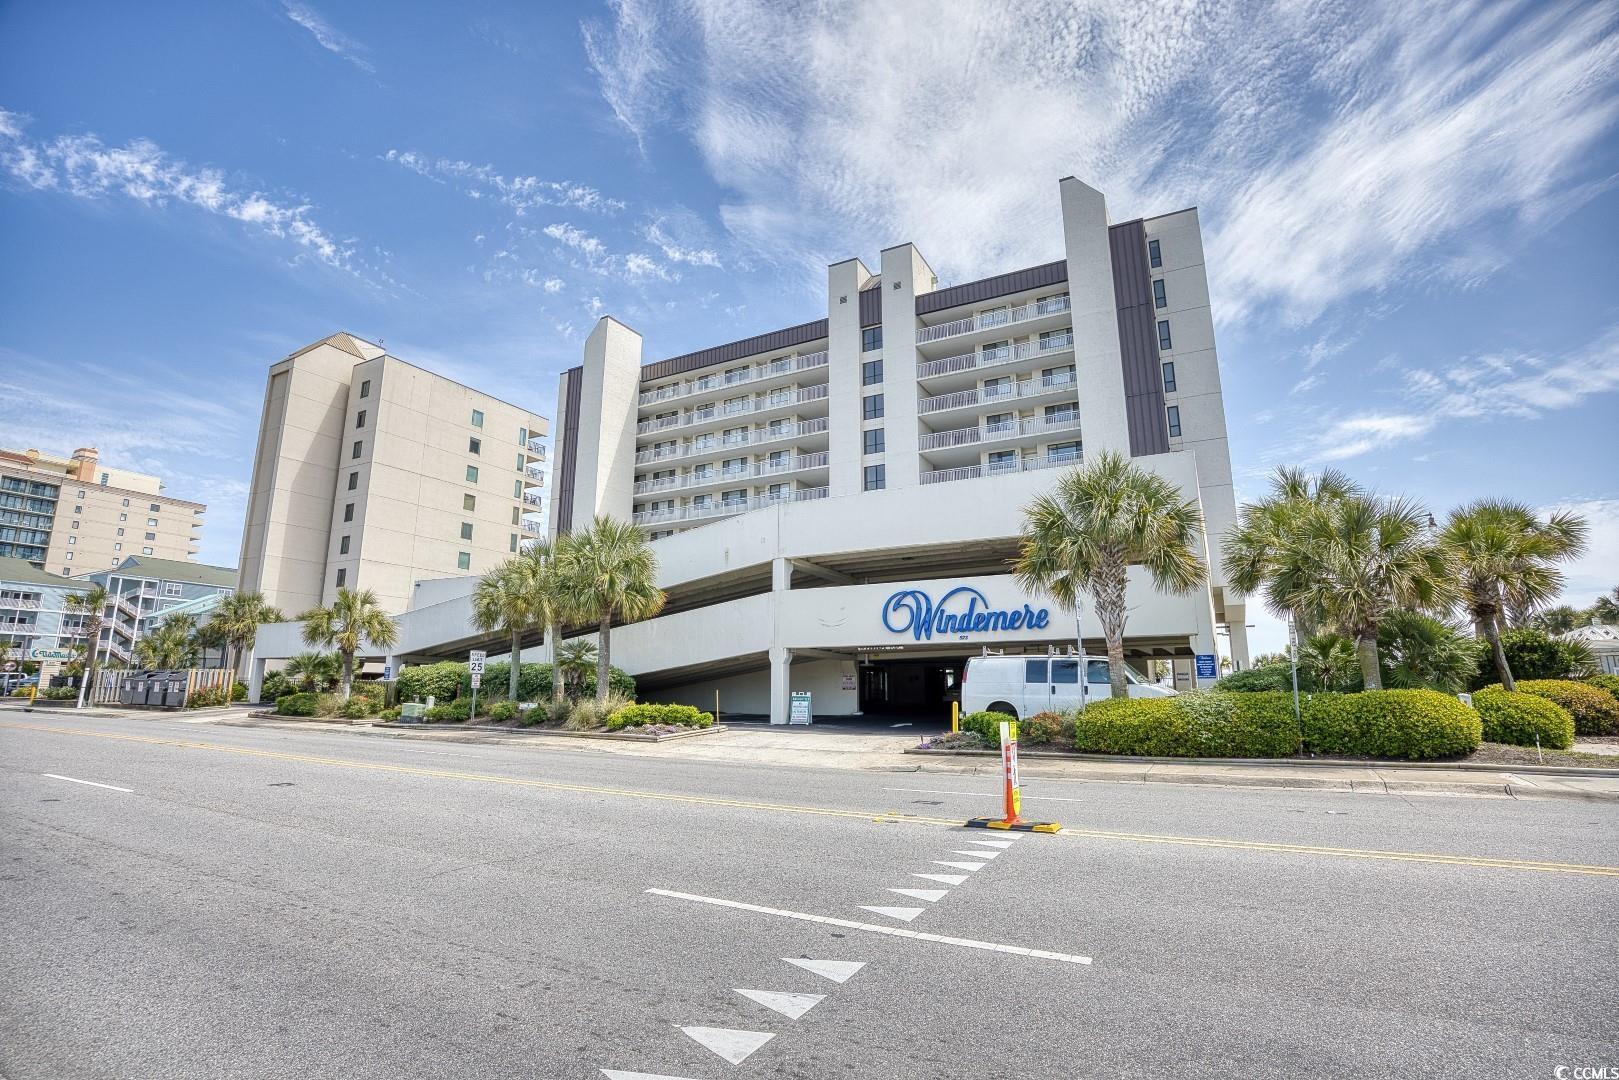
0;108;354;272
645;221;720;267
543;222;609;259
542;277;564;293
1545;499;1619;609
383;149;625;213
282;1;374;74
579;0;1619;323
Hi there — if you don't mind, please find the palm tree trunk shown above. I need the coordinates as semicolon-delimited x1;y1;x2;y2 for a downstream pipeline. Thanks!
1480;611;1515;691
549;620;565;711
509;629;522;701
341;652;354;700
1354;631;1382;691
1094;563;1130;700
596;613;612;703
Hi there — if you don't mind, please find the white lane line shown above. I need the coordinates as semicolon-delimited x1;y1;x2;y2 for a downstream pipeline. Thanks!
888;887;948;903
913;873;968;885
782;957;866;984
861;905;924;923
42;773;132;793
647;889;1091;966
680;1026;774;1065
735;988;825;1019
934;860;988;872
602;1071;702;1080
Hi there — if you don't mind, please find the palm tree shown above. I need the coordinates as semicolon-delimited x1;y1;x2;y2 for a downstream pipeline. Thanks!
1237;492;1454;690
1588;586;1619;626
1012;451;1207;700
1439;500;1587;691
1298;633;1359;691
67;584;109;708
1532;605;1582;635
520;538;575;712
134;613;198;669
1376;610;1481;693
1225;466;1362;638
471;557;548;701
284;651;339;692
555;516;664;703
297;588;399;700
555;638;597;699
210;591;284;681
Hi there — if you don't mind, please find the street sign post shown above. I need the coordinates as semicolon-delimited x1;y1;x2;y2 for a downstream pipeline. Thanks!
469;650;486;719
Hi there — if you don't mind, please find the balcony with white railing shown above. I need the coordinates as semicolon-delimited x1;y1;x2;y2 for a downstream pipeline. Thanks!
525;437;547;459
633;416;830;466
636;350;830;409
522;491;545;507
917;413;1082;454
635;383;830;437
632;484;830;529
0;597;43;610
914;293;1072;354
915;330;1075;388
920;450;1084;486
523;461;547;481
917;372;1078;416
633;452;830;497
519;520;545;537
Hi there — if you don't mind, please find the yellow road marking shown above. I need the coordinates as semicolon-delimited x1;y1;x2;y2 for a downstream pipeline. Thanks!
6;720;1618;878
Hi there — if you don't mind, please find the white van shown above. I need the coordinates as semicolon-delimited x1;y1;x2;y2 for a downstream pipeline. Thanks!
960;654;1175;718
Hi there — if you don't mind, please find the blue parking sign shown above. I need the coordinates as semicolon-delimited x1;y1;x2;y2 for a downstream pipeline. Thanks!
1195;654;1217;680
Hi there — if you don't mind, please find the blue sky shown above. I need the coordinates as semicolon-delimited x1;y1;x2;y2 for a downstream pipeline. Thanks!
1;0;1616;653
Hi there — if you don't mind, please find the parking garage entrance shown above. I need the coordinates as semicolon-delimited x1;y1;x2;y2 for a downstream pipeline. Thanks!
857;657;965;717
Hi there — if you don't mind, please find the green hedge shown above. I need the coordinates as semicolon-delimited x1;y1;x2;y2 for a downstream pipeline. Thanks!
1072;692;1299;758
1301;689;1480;759
1472;687;1574;750
424;699;472;722
395;659;638;703
1019;711;1068;746
259;672;294;703
606;703;713;731
275;692;320;717
1587;674;1619;699
960;710;1015;744
485;700;519;722
1504;679;1619;736
1213;665;1292;693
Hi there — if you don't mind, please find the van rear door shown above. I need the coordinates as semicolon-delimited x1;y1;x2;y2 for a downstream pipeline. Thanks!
1084;659;1113;703
1023;658;1049;716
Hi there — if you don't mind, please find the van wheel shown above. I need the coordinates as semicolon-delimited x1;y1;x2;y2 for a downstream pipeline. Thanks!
987;702;1017;719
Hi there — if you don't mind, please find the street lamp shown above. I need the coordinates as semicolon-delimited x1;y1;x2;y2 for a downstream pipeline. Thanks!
1288;609;1302;753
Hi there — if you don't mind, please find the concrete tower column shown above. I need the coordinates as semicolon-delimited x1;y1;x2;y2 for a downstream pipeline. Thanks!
570;317;644;527
878;243;937;490
827;259;872;498
1059;177;1131;456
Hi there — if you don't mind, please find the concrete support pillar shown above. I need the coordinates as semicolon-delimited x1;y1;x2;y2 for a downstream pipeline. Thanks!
247;654;266;704
827;258;873;498
772;557;791;593
769;645;793;725
878;243;937;491
1059;177;1132;456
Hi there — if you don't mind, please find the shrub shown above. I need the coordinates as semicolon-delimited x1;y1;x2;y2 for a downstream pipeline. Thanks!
1214;665;1291;693
231;681;248;702
960;710;1015;745
337;696;375;720
1587;674;1619;699
396;661;466;703
259;672;294;702
275;692;320;717
1073;692;1299;758
42;685;77;700
563;693;632;731
606;702;714;731
424;698;472;723
1472;629;1594;688
1504;679;1619;736
517;702;546;726
349;680;386;703
377;705;401;721
1472;687;1574;750
485;700;519;722
187;686;229;708
926;731;986;750
1302;689;1480;760
1019;711;1066;746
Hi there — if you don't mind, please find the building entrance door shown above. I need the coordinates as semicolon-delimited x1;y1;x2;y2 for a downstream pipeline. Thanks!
858;659;963;716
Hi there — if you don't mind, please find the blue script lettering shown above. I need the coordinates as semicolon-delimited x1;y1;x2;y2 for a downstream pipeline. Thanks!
881;586;1053;641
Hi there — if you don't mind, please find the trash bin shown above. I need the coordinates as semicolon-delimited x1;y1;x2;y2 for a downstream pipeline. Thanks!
144;671;169;707
119;672;139;706
163;673;188;709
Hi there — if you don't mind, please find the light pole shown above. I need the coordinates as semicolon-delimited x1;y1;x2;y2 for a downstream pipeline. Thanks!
1288;609;1302;753
1075;598;1087;712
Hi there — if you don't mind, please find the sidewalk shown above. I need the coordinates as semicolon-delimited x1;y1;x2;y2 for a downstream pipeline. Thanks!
200;713;1619;803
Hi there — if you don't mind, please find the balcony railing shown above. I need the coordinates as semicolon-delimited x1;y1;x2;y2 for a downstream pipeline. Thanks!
636;384;829;434
632;485;829;527
917;413;1082;451
525;437;548;458
916;330;1075;380
0;597;42;610
524;461;546;480
917;373;1077;415
633;452;830;496
920;451;1084;486
522;491;545;507
637;350;830;407
915;293;1071;345
633;416;829;465
519;520;545;537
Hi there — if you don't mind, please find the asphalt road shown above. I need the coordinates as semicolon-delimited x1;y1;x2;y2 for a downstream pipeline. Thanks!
2;713;1616;1080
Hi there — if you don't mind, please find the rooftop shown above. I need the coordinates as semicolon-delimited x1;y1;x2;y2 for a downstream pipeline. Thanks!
89;555;238;590
0;556;88;589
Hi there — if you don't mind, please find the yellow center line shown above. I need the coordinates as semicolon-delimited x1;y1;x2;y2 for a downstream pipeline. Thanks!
6;720;1618;878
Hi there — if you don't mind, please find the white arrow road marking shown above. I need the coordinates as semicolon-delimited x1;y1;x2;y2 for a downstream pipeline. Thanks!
963;839;1016;848
951;849;1000;859
861;905;924;922
601;1072;704;1079
887;888;947;903
734;988;826;1019
934;860;988;872
647;890;1091;965
912;873;968;885
782;957;867;984
43;774;132;793
680;1026;775;1065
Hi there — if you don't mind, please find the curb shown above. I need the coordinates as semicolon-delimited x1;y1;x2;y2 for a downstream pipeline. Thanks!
904;747;1619;778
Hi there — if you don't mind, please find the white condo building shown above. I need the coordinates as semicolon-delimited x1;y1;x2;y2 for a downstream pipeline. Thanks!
544;178;1248;722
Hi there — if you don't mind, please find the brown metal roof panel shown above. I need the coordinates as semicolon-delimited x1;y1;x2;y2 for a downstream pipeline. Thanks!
915;260;1069;315
640;319;830;383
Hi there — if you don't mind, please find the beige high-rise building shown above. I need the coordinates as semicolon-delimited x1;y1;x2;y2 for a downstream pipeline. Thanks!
0;445;205;576
237;333;549;616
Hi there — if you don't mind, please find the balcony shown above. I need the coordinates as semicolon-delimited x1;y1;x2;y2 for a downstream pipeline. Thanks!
915;293;1071;345
633;452;830;496
916;330;1075;383
525;437;548;459
0;597;43;610
916;413;1082;454
633;417;830;466
636;384;829;436
917;372;1077;415
522;491;545;507
632;485;829;528
636;351;829;408
920;450;1084;486
523;461;547;481
519;520;545;537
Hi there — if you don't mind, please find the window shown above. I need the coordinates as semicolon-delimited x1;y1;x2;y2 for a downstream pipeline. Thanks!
118;512;127;522
1162;361;1177;393
469;437;481;455
513;480;523;499
99;472;109;485
67;536;76;545
1148;238;1162;268
343;503;354;523
336;568;347;588
863;428;885;455
144;532;156;541
861;358;883;386
863;464;885;491
988;450;1018;471
1052;659;1079;684
460;522;474;541
1157;320;1172;351
352;440;363;459
141;547;153;556
359;379;371;398
339;535;350;554
470;409;484;427
120;498;128;507
1087;659;1111;684
113;543;122;552
77;489;85;499
1024;659;1048;684
72;520;79;529
348;471;359;491
861;326;883;352
116;528;123;537
517;453;525;471
511;506;521;525
356;410;367;429
462;493;476;512
73;504;82;514
147;518;158;527
510;534;519;552
65;552;72;562
518;427;527;445
150;503;161;512
465;465;479;483
457;551;471;570
164;582;182;597
1167;405;1182;438
1048;441;1082;463
862;394;884;420
1152;279;1167;310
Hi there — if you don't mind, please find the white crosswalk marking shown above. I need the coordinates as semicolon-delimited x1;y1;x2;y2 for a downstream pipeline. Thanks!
887;888;947;902
734;988;825;1019
912;873;968;885
934;860;988;872
782;957;867;984
860;905;924;923
680;1026;775;1065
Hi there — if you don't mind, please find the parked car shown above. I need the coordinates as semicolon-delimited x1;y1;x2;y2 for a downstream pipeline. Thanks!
960;654;1175;718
